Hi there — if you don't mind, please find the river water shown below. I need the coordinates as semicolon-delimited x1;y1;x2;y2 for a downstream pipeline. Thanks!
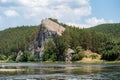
0;62;120;80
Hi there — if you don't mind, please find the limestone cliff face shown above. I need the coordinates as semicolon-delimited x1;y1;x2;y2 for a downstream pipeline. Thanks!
29;18;65;58
41;19;65;36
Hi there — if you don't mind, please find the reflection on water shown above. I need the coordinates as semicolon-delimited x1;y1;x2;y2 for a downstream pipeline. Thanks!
0;63;120;80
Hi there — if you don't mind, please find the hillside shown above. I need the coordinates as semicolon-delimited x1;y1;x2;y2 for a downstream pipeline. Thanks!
0;19;120;62
0;26;39;56
90;23;120;37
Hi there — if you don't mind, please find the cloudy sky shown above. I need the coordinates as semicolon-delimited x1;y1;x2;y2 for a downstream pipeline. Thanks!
0;0;120;30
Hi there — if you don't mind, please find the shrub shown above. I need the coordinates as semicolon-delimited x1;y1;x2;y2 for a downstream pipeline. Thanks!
19;50;30;62
28;55;40;62
90;54;98;59
8;52;17;61
72;46;85;61
0;54;7;60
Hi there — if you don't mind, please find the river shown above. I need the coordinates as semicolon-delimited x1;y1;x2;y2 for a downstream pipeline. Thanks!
0;62;120;80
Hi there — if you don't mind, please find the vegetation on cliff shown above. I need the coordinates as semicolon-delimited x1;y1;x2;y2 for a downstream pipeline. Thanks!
0;19;120;62
42;20;120;61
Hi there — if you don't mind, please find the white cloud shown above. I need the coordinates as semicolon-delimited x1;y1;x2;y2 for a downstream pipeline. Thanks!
17;0;49;7
0;16;4;30
2;0;108;29
4;10;19;17
77;0;89;5
10;0;91;20
67;22;81;27
67;17;111;28
0;16;2;24
0;0;115;30
0;0;8;3
74;6;91;16
16;0;89;7
86;17;106;26
67;22;92;28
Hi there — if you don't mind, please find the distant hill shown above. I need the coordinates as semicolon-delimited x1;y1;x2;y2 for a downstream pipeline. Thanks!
90;23;120;37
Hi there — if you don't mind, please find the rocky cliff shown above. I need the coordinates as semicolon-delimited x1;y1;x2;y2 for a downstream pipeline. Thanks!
29;18;65;58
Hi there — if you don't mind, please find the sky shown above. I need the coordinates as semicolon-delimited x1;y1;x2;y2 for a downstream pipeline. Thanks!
0;0;120;30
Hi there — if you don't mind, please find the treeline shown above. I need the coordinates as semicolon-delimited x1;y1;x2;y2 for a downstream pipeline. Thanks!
43;23;120;61
0;20;120;61
0;26;39;57
90;23;120;37
89;23;120;60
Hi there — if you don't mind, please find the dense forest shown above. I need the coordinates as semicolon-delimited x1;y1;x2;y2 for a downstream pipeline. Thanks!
0;26;39;61
90;23;120;37
0;20;120;62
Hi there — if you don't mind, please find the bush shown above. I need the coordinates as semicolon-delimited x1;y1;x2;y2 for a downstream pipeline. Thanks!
72;46;85;61
0;54;7;60
72;54;79;60
90;54;98;59
8;52;17;61
28;55;40;62
72;52;85;61
19;50;30;62
50;53;57;61
101;50;120;61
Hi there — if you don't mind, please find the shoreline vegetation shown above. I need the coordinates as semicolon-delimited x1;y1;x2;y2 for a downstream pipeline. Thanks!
0;60;120;64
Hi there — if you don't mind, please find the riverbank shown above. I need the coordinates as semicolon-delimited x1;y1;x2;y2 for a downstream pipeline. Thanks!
75;60;120;64
0;69;25;72
0;60;7;63
0;60;120;64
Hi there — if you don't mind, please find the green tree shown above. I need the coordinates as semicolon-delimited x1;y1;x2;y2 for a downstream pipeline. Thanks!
43;39;57;61
19;50;30;62
0;26;38;57
53;36;67;61
101;41;120;61
72;46;85;61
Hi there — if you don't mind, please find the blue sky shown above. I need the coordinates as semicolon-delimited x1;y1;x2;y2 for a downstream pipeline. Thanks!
90;0;120;21
0;0;120;30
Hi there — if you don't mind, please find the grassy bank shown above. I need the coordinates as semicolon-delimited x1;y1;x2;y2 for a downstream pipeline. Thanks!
75;60;120;64
1;59;120;64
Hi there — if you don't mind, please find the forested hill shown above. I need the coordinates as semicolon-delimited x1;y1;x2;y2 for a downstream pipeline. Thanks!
90;23;120;37
0;19;120;62
0;26;39;56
